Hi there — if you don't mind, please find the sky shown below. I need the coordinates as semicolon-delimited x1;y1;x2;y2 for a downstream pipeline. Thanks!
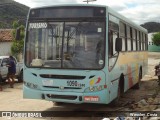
14;0;160;25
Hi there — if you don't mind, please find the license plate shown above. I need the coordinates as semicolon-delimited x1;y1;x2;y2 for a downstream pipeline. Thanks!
84;96;99;102
42;80;53;86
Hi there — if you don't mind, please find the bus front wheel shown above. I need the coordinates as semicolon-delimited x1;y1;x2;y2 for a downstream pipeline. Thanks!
53;102;64;106
18;70;23;83
110;75;124;105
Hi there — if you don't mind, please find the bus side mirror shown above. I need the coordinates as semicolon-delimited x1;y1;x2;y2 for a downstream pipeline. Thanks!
15;28;21;40
115;38;122;52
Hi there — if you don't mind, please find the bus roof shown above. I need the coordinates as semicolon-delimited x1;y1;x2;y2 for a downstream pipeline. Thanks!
29;4;147;33
30;4;106;9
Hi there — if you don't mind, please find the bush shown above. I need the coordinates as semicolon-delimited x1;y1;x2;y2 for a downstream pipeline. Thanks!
152;32;160;46
11;21;24;58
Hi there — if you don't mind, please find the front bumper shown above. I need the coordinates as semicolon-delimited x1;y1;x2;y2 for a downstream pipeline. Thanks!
23;85;110;104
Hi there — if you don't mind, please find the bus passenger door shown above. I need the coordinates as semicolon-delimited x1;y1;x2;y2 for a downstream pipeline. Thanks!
108;20;119;100
108;30;119;71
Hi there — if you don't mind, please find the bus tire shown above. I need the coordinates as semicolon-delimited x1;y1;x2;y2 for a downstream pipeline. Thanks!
18;70;23;83
110;75;124;105
0;75;5;83
158;76;160;85
133;68;142;89
0;75;3;83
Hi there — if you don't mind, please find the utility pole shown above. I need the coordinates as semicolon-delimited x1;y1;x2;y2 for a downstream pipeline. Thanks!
83;0;97;4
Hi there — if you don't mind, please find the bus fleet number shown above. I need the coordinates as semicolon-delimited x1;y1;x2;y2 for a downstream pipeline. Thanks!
67;81;85;87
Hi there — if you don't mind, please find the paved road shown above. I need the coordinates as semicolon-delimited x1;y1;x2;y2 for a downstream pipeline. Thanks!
0;52;160;120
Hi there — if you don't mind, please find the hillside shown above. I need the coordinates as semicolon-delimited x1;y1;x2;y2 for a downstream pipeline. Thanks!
0;0;29;28
141;22;160;33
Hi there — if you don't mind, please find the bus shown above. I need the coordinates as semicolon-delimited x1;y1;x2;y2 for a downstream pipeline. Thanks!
23;4;148;104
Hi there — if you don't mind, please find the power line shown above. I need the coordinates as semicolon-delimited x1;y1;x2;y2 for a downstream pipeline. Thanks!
83;0;97;4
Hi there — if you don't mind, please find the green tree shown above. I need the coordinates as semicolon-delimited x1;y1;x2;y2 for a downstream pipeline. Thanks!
11;20;24;59
152;32;160;46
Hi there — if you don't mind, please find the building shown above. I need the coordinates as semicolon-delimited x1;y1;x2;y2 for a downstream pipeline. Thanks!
148;32;160;52
0;29;13;56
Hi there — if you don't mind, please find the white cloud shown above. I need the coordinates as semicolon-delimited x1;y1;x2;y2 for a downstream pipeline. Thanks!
119;1;160;24
14;0;160;24
14;0;78;8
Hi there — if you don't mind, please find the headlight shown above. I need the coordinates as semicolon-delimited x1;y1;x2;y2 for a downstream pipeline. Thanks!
24;81;39;89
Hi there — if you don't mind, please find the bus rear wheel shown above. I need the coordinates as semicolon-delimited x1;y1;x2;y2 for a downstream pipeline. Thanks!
158;76;160;85
133;69;142;89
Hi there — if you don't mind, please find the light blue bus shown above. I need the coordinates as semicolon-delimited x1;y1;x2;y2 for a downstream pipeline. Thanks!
23;4;148;104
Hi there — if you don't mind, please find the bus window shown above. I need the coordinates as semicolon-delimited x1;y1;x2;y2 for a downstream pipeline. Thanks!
108;30;113;56
108;20;119;57
130;27;133;51
142;33;146;50
108;20;119;70
139;31;141;50
132;28;136;51
119;22;126;51
137;30;139;51
26;21;105;69
127;26;131;51
145;34;148;50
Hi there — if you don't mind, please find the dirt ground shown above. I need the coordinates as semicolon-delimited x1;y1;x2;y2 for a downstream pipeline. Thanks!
0;52;160;120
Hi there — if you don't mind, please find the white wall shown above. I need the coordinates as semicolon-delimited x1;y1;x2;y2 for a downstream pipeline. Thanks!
0;42;12;56
148;33;153;42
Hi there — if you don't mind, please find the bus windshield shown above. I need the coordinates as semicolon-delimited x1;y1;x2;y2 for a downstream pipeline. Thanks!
25;21;105;69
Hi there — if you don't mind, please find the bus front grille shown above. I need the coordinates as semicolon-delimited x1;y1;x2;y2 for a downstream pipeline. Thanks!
46;94;77;100
40;74;85;80
43;86;82;90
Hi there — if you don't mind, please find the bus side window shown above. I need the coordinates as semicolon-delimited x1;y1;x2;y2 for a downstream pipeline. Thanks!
108;30;119;57
119;22;126;51
108;30;113;57
108;29;119;71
